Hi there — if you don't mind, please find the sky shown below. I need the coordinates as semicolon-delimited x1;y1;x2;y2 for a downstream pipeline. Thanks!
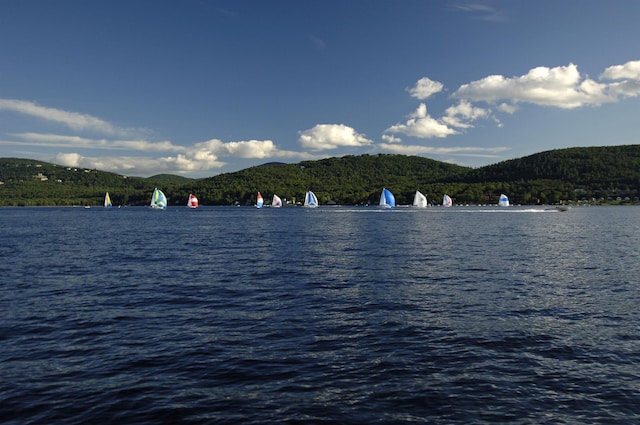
1;0;639;178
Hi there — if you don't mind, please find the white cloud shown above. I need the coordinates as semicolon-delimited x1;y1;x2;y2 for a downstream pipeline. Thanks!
442;100;491;128
600;59;640;99
11;132;182;152
53;152;225;176
191;138;311;160
452;63;614;109
600;60;640;80
385;103;457;138
408;77;444;100
0;99;123;134
194;139;279;158
388;59;640;145
54;152;83;167
497;103;518;114
378;143;509;158
298;124;373;150
381;134;402;143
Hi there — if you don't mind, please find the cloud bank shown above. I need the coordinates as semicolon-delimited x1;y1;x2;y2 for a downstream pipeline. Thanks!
383;59;640;155
2;60;640;176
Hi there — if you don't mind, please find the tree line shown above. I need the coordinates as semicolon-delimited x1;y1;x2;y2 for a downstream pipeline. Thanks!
1;145;640;206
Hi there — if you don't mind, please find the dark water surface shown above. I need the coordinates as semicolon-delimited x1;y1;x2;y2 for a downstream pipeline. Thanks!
1;206;639;424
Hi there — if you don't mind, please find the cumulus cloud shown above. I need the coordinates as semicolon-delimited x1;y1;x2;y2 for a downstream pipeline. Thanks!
600;59;640;99
192;138;310;160
442;100;491;128
54;152;83;167
453;63;614;109
194;139;280;158
381;134;402;143
387;60;640;145
298;124;373;150
408;77;444;100
384;103;457;138
600;60;640;80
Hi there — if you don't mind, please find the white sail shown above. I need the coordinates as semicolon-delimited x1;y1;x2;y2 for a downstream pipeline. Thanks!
187;194;198;209
256;192;264;208
379;188;396;208
272;194;282;208
499;194;509;207
412;190;427;207
303;191;318;208
104;192;112;208
150;188;167;209
443;194;452;207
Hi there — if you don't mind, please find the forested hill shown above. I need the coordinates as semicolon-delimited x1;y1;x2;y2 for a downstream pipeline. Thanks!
185;154;471;205
462;145;640;189
1;145;640;206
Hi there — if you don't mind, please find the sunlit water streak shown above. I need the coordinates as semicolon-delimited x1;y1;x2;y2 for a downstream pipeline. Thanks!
1;205;639;424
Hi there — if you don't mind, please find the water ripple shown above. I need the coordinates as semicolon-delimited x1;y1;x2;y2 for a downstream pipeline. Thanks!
1;206;640;424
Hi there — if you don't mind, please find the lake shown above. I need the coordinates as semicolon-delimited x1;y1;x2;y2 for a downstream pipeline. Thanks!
1;205;639;424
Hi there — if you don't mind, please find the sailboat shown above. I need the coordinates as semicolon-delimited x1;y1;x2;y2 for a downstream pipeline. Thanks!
379;188;396;208
443;194;452;207
499;194;509;207
187;194;199;209
256;192;264;209
104;192;112;208
303;191;319;208
272;194;283;208
150;188;167;210
412;190;427;207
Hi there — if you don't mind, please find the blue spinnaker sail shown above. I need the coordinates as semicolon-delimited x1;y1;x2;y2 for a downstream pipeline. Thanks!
379;188;396;208
304;191;318;208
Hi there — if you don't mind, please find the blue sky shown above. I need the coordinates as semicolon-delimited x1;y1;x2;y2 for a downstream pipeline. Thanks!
1;0;639;178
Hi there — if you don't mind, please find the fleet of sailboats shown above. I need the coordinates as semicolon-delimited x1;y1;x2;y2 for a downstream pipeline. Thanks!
412;191;427;207
91;188;520;210
150;188;167;210
303;191;318;208
379;188;396;208
186;194;199;209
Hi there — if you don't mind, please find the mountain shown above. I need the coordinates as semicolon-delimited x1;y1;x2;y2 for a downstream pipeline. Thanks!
1;145;640;206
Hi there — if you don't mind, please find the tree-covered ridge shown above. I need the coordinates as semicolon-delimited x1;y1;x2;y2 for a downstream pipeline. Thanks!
0;158;154;206
456;145;640;204
464;145;640;188
188;154;471;205
1;145;640;206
